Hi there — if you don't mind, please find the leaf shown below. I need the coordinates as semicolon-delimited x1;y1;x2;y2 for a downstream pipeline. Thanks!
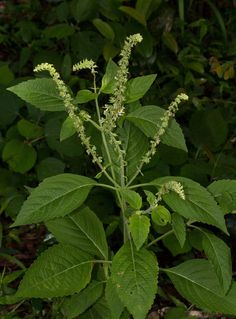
163;233;191;256
162;32;179;54
105;278;124;319
171;213;186;247
17;244;93;298
120;122;148;180
72;0;97;23
46;206;108;260
151;205;171;226
126;105;187;152
60;116;76;141
199;228;232;294
80;297;112;319
164;259;236;315
111;243;158;319
62;280;103;319
125;75;157;104
8;79;65;111
151;176;227;233
0;64;14;85
17;119;43;139
2;139;37;174
75;89;97;104
93;18;114;41
0;88;21;128
208;179;236;214
128;213;150;250
12;174;96;226
36;157;65;181
100;59;119;94
121;189;142;210
43;24;75;39
119;6;146;26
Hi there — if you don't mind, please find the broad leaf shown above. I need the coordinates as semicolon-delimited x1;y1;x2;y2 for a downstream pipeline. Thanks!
199;228;232;294
128;214;150;250
165;259;236;315
125;75;157;103
93;18;114;41
62;280;103;319
46;206;108;260
2;139;37;174
80;297;112;319
208;179;236;214
120;122;148;180
17;119;43;139
13;174;96;226
121;189;142;210
8;78;65;111
75;89;97;104
100;59;118;94
60;116;76;141
111;243;158;319
171;213;186;247
151;176;227;233
119;6;146;26
126;105;187;151
105;278;124;319
17;244;93;298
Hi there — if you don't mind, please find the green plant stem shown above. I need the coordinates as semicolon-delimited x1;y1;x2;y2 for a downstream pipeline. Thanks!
93;74;128;242
129;183;154;189
96;183;117;191
147;229;174;247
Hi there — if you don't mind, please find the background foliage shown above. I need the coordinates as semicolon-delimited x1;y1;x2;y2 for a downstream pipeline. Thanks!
0;0;236;318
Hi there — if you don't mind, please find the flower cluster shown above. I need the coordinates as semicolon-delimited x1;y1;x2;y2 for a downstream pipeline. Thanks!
142;93;189;164
73;59;97;75
34;63;102;164
156;181;186;203
103;34;143;130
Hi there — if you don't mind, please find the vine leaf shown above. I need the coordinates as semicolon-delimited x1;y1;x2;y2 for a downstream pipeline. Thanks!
164;259;236;315
46;206;108;260
111;242;158;319
17;244;93;298
12;174;96;226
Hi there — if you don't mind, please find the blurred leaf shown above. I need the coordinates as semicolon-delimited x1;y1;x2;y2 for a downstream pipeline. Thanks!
43;24;75;39
119;6;146;26
60;116;76;141
162;32;178;54
2;139;37;174
36;157;65;181
0;64;14;85
75;90;97;104
93;19;115;41
17;119;43;139
101;59;119;94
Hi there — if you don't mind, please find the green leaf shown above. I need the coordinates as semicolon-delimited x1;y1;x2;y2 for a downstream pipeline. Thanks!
17;119;43;139
8;79;65;111
145;190;156;206
208;179;236;214
2;139;37;174
105;278;124;319
189;109;228;150
171;213;186;248
163;233;191;256
126;105;187;152
162;32;179;54
62;280;103;319
75;89;97;104
151;176;227;233
0;64;14;85
128;213;150;250
121;189;142;210
0;88;21;128
17;244;93;298
125;75;157;104
93;19;114;41
151;205;171;226
100;59;118;94
111;243;158;319
80;297;112;319
164;259;236;315
60;116;76;141
72;0;97;23
120;122;148;180
43;24;75;39
119;6;146;26
12;174;96;226
36;157;65;181
199;228;232;294
46;206;108;260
